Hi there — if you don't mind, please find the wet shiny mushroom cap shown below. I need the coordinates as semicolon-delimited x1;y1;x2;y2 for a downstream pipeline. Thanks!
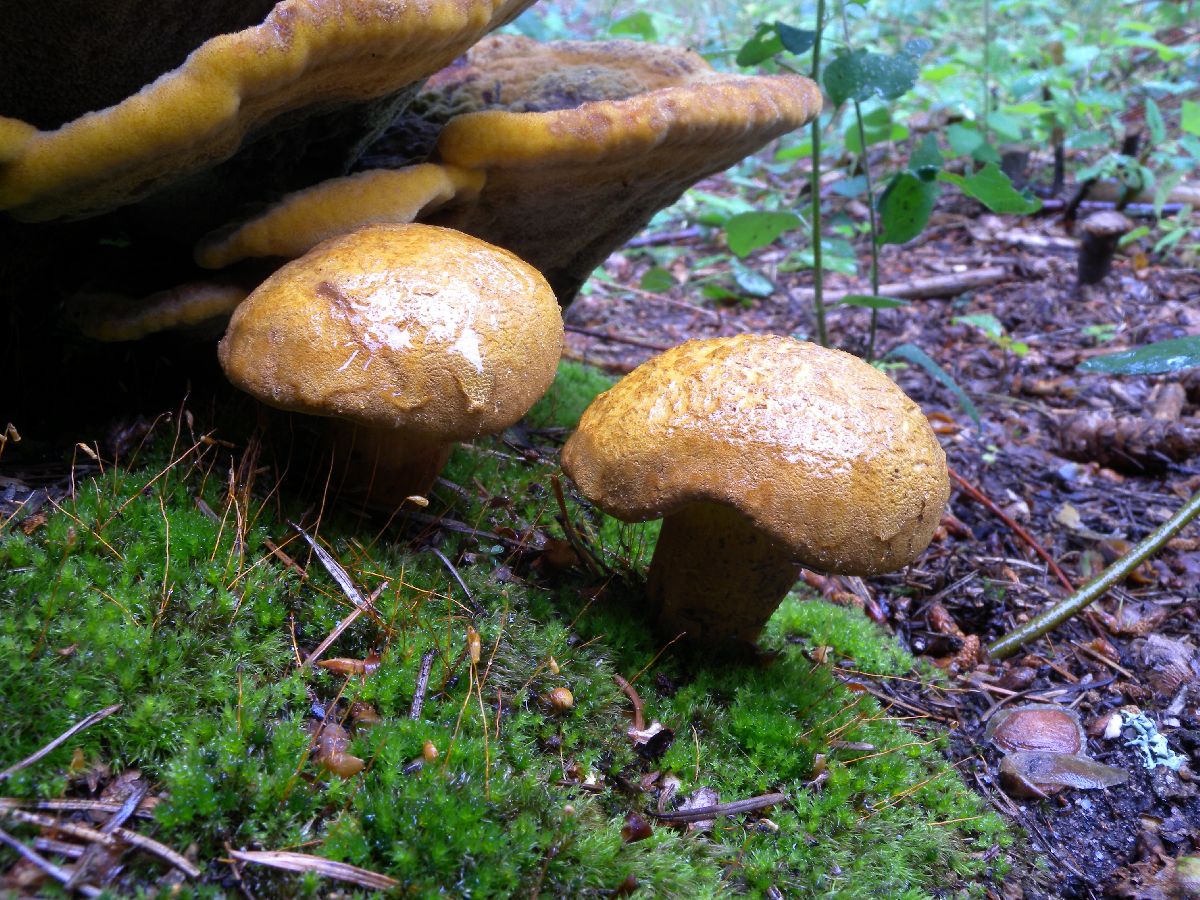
561;334;950;576
217;222;562;441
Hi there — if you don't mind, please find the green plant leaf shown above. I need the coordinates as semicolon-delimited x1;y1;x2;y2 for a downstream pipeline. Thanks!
839;294;910;309
737;22;784;66
922;62;959;82
639;267;675;292
822;40;930;106
938;163;1041;214
731;260;776;298
954;313;1005;340
973;142;1002;165
844;107;908;155
701;284;745;304
1112;35;1182;61
1078;336;1200;375
1119;225;1150;247
986;110;1024;143
1145;98;1166;145
947;123;984;156
608;11;657;40
909;133;943;178
775;140;812;161
724;211;802;257
775;22;816;54
832;175;869;197
878;171;938;245
886;343;981;424
1183;100;1200;137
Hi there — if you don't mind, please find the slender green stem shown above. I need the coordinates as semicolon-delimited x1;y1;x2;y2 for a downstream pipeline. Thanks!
980;0;992;151
988;488;1200;660
809;0;828;347
839;2;881;360
852;97;882;362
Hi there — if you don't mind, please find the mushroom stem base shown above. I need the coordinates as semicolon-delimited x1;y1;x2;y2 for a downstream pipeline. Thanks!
329;424;451;505
647;503;800;649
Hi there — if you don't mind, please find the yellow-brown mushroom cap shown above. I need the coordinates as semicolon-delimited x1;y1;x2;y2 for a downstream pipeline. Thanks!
422;36;823;301
0;0;535;222
561;335;950;576
431;36;822;169
218;223;562;441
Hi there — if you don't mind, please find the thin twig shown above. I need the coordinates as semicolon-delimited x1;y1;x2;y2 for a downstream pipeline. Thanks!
302;581;389;670
395;509;534;549
0;705;121;782
292;523;390;632
1;809;200;878
629;632;687;686
623;226;706;248
34;837;86;859
228;849;397;892
66;783;148;890
0;825;102;898
564;325;675;353
650;792;787;823
292;522;367;607
613;675;645;731
989;489;1200;659
0;798;154;818
1070;640;1134;678
410;650;437;720
549;475;606;578
427;546;485;618
948;466;1075;594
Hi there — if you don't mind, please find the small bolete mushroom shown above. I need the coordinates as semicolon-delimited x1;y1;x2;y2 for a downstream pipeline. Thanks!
560;335;949;650
1077;210;1133;286
218;222;562;503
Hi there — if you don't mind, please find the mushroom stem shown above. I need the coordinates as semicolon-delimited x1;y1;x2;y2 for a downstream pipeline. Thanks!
329;423;452;504
647;503;800;649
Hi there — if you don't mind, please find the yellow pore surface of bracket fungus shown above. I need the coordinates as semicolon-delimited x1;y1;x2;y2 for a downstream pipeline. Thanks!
0;0;535;222
193;35;823;303
65;284;249;342
196;164;483;269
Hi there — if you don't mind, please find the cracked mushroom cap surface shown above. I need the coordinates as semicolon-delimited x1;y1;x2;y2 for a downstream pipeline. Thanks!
218;223;562;441
561;335;950;576
0;0;535;222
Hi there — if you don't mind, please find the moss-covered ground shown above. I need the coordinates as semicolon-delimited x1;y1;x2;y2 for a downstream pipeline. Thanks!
0;361;1009;897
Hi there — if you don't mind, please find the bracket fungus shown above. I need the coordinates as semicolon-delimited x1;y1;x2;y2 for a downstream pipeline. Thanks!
65;283;248;342
218;223;562;503
561;335;950;651
0;0;536;223
194;34;824;303
196;164;484;269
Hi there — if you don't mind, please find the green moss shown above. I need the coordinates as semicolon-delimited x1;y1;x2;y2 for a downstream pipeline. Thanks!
0;364;1009;897
526;359;617;430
